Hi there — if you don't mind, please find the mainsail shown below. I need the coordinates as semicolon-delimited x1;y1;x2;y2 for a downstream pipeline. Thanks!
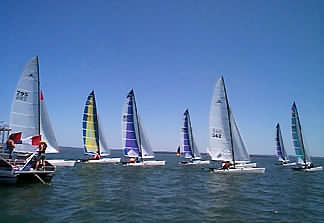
10;56;59;153
181;109;200;159
291;102;311;165
82;91;100;155
10;57;40;153
207;76;249;162
122;90;154;159
275;123;288;161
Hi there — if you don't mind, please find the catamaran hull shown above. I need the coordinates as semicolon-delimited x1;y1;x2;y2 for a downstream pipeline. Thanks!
211;167;265;174
84;158;121;164
234;163;256;168
124;160;166;166
182;160;210;165
16;171;55;183
281;162;296;166
0;170;55;184
293;166;323;172
48;159;77;167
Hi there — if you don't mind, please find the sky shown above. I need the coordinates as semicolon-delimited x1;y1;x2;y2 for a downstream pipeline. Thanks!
1;0;323;156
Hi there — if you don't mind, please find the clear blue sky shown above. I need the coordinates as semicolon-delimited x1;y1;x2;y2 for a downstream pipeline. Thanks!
1;1;323;156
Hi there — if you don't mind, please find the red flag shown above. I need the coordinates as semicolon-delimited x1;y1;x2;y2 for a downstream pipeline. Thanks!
10;132;22;143
20;135;42;146
40;91;44;101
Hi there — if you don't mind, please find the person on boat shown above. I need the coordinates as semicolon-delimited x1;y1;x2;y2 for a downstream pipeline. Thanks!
35;141;47;170
221;161;230;170
5;134;16;159
306;163;314;169
129;157;136;163
91;153;101;160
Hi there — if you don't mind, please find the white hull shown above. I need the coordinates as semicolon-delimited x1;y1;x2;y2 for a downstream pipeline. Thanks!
48;159;77;167
305;166;323;172
124;160;166;166
211;167;265;174
282;162;296;166
84;157;121;164
234;162;256;168
182;160;210;165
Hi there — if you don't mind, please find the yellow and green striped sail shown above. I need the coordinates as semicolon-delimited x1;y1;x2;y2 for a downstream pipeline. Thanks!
82;91;100;155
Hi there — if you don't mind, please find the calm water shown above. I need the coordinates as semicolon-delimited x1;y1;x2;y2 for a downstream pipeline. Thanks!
1;147;323;223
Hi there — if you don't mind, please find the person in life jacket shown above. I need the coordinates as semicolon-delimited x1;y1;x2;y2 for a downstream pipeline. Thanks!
35;141;47;170
6;134;16;159
221;161;230;170
129;157;136;163
91;153;101;160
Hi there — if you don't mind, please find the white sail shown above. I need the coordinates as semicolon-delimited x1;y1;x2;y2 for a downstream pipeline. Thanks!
192;139;201;159
137;115;154;159
207;77;232;161
229;109;249;161
98;117;111;156
208;77;250;162
40;92;59;153
9;57;39;153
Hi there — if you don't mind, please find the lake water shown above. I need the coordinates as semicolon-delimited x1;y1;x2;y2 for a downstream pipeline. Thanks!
0;147;323;222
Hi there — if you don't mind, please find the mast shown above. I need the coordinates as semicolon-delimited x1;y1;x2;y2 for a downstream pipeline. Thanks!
294;102;307;165
36;56;41;136
222;76;235;168
132;90;143;160
92;91;100;155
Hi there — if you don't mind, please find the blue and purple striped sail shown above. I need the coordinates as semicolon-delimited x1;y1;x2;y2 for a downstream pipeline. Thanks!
182;109;194;158
275;123;288;161
122;90;141;157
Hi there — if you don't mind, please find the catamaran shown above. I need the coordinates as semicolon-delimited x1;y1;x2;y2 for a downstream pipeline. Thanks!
208;77;265;173
10;57;75;167
122;90;165;166
0;57;56;183
179;109;209;165
291;102;322;172
81;91;120;164
275;123;295;166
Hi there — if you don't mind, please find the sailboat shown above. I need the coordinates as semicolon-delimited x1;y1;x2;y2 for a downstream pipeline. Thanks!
180;109;209;165
3;56;57;183
122;89;165;166
82;91;120;163
208;76;265;173
291;102;322;172
275;123;295;166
